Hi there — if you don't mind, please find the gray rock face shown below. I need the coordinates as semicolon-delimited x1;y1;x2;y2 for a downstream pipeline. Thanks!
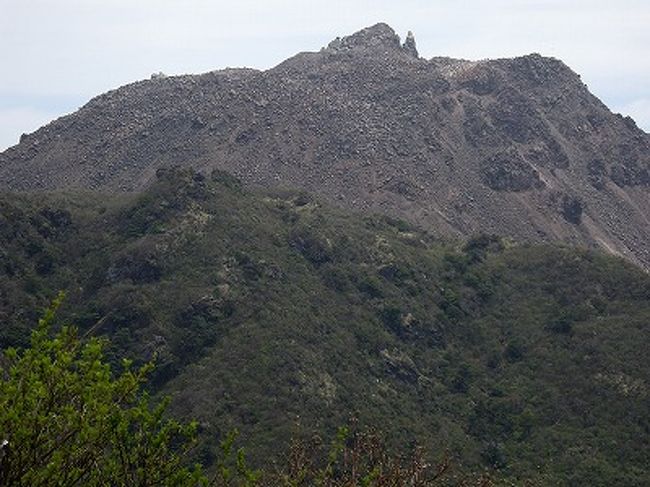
402;31;418;58
1;24;649;269
333;23;402;52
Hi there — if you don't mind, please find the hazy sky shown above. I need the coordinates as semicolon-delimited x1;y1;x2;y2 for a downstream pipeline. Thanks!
1;0;648;150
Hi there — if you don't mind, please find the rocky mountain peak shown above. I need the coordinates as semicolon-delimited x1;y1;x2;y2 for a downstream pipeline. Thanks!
326;23;406;54
402;30;418;58
1;24;649;270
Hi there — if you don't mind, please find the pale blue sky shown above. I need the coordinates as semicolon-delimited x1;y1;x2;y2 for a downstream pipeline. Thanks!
1;0;648;150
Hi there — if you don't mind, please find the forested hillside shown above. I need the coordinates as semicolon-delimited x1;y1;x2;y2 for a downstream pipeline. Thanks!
1;168;648;485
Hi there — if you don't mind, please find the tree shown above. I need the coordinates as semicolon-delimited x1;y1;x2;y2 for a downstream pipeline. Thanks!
0;295;496;486
0;294;206;486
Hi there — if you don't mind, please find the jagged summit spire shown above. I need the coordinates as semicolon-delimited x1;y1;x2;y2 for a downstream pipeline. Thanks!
402;30;418;58
325;23;418;57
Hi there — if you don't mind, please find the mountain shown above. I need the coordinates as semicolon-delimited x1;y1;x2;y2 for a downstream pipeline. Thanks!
1;168;649;484
1;23;649;269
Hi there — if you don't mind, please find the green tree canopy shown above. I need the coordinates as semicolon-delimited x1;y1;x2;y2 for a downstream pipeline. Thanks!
0;294;206;486
0;296;496;486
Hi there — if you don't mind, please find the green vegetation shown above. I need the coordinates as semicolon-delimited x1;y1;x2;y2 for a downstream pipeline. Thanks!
0;304;491;486
1;168;649;485
0;294;205;486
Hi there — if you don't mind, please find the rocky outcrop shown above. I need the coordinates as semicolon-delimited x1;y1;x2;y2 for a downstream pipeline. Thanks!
480;149;544;192
1;24;649;269
402;31;418;58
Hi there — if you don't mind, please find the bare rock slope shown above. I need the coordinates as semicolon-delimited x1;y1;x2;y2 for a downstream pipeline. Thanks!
1;23;649;268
